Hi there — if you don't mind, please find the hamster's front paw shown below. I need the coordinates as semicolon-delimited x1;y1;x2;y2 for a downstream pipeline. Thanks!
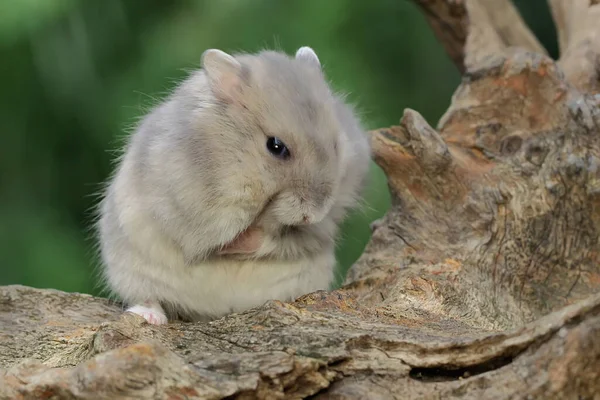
218;225;264;255
126;303;168;325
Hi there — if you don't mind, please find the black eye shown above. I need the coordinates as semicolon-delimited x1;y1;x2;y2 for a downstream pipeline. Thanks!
266;137;291;159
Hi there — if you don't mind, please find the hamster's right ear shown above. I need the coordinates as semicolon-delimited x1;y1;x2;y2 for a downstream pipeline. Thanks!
201;49;243;102
295;46;321;70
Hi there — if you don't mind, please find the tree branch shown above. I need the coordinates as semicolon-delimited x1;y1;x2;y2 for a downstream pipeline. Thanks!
414;0;547;73
1;286;600;399
548;0;600;94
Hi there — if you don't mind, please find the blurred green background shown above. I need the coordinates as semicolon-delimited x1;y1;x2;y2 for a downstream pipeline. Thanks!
0;0;558;296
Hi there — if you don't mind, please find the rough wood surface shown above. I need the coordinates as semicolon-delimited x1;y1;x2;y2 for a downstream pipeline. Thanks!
1;285;599;399
414;0;547;72
2;1;600;399
548;0;600;94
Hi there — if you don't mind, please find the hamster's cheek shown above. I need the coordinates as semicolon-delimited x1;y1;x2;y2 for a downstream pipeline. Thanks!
217;174;266;208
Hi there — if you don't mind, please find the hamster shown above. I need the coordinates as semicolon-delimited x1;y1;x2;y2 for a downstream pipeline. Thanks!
97;46;371;325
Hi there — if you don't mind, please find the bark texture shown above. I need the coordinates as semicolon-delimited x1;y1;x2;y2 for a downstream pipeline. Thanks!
2;1;600;399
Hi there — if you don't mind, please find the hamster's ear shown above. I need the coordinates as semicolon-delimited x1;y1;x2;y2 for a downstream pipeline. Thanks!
295;46;321;70
201;49;243;101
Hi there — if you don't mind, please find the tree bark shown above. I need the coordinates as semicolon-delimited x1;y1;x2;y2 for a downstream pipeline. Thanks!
2;1;600;399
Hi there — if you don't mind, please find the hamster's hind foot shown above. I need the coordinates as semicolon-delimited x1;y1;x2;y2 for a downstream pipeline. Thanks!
126;301;168;325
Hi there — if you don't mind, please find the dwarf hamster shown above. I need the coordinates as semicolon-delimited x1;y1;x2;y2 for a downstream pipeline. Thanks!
97;46;371;324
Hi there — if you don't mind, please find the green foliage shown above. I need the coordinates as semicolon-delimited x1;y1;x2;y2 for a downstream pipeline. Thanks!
0;0;556;295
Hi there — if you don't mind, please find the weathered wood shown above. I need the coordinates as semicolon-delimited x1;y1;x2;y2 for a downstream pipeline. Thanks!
1;285;599;399
413;0;547;73
548;0;600;94
2;1;600;398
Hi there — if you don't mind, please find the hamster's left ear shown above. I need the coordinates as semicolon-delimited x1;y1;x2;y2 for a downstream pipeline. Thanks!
295;46;321;70
201;49;244;102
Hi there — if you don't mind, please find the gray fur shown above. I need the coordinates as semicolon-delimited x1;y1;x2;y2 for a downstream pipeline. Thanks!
97;47;370;322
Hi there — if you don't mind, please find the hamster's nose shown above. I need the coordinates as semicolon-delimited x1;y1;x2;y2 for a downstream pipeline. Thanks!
302;215;310;224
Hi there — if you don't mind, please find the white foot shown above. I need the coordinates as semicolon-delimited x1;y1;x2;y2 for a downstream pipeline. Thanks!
126;302;168;325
